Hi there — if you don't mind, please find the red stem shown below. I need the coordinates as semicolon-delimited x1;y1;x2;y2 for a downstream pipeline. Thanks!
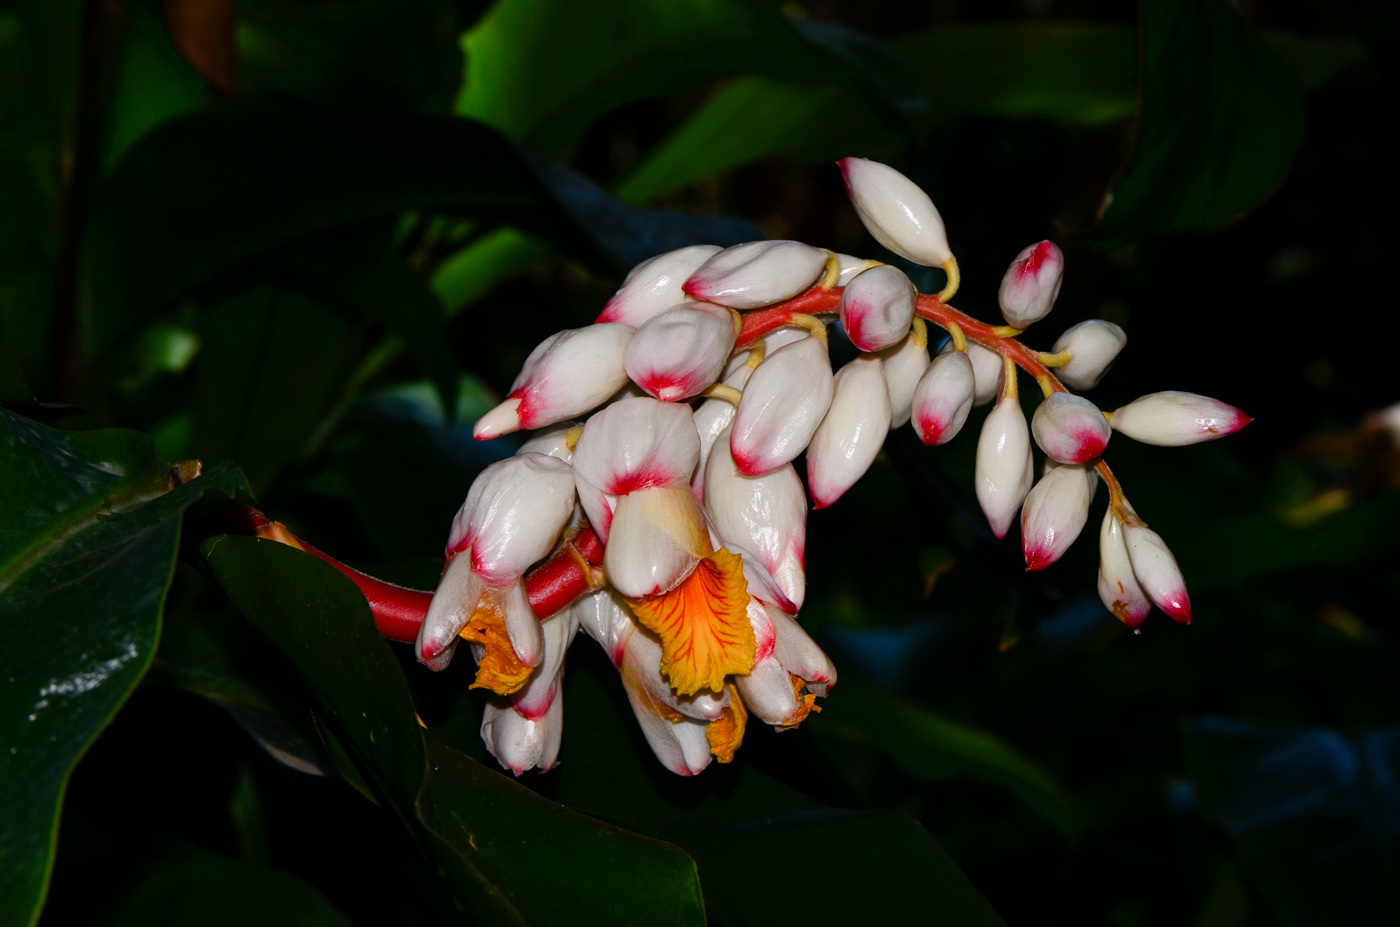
208;507;603;643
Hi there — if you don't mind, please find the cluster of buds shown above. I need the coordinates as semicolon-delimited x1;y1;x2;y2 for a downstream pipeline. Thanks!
420;157;1250;776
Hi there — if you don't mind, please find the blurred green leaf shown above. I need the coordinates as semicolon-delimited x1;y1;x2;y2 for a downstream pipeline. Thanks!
430;227;553;316
201;537;710;925
1094;0;1305;242
0;411;248;927
0;331;33;403
106;846;354;927
554;662;1008;926
810;680;1080;840
1264;31;1368;93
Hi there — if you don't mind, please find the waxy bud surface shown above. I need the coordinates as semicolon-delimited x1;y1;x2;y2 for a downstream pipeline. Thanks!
879;329;930;428
835;253;879;286
447;453;577;584
1122;513;1191;623
998;241;1063;328
1110;391;1251;446
912;349;974;446
730;337;834;476
481;691;563;775
683;240;828;309
938;339;1002;406
1097;509;1151;628
807;355;892;508
975;392;1035;539
598;245;721;327
624;302;736;402
1021;462;1096;571
1031;392;1111;464
1051;320;1125;390
838;264;916;352
839;157;952;267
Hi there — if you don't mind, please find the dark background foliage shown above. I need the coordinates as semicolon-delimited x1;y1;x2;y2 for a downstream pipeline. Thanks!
2;0;1398;925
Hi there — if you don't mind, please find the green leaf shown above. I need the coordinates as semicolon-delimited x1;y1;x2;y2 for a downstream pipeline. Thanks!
200;537;709;925
1263;30;1368;92
0;330;33;403
1094;0;1305;242
554;662;1008;926
0;409;248;927
809;680;1080;840
105;846;354;927
892;22;1138;126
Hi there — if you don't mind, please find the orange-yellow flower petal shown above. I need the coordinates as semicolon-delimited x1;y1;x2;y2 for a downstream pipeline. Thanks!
631;547;754;696
783;672;822;728
458;592;534;695
705;684;748;763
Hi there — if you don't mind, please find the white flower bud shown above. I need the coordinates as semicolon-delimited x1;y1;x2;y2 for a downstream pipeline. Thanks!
517;422;579;462
838;157;952;267
682;240;828;310
510;608;579;720
1097;509;1151;629
1120;508;1191;623
572;396;701;496
807;355;892;508
938;339;1001;406
572;588;636;668
480;690;564;775
998;241;1063;328
446;453;577;584
730;337;834;476
1109;391;1252;446
473;324;633;439
838;264;916;352
598;245;722;327
1031;392;1111;464
975;392;1034;539
1021;462;1096;571
911;350;974;446
835;253;880;286
878;328;930;429
624;302;736;402
1051;320;1126;390
604;486;710;599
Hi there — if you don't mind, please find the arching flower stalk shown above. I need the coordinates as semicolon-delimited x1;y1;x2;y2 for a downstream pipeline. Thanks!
291;158;1251;776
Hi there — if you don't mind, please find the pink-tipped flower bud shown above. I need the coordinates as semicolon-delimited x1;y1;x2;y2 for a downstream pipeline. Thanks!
1120;506;1191;623
1097;509;1151;629
573;588;637;669
838;157;952;267
911;349;974;446
835;253;879;286
705;426;807;612
1109;391;1252;446
445;453;577;584
975;391;1034;539
624;302;736;402
1051;320;1126;390
1021;462;1096;571
730;337;834;476
998;241;1063;328
473;324;633;439
682;240;828;309
480;690;564;776
807;355;892;508
937;339;1001;406
879;328;930;428
838;264;916;352
509;608;579;721
1031;392;1111;464
598;245;722;327
572;396;700;496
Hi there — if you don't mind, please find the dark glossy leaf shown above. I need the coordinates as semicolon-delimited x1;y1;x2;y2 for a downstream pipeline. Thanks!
1184;716;1400;926
106;846;354;927
0;410;248;927
104;3;211;170
1094;0;1305;242
554;661;1008;926
201;537;708;925
808;680;1079;840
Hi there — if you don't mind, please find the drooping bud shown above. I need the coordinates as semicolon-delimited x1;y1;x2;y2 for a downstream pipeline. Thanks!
1120;506;1191;623
683;241;828;310
1031;392;1111;464
473;324;633;439
911;349;974;446
480;690;564;776
1097;508;1151;629
604;485;712;599
975;390;1034;539
730;337;834;476
1109;392;1252;446
879;326;930;428
838;157;952;267
998;241;1063;328
572;588;637;669
508;608;579;721
807;355;892;508
446;453;577;584
705;426;807;611
624;302;736;402
598;245;722;327
838;264;916;352
1021;462;1096;571
1051;320;1126;390
937;339;1001;406
835;253;879;286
